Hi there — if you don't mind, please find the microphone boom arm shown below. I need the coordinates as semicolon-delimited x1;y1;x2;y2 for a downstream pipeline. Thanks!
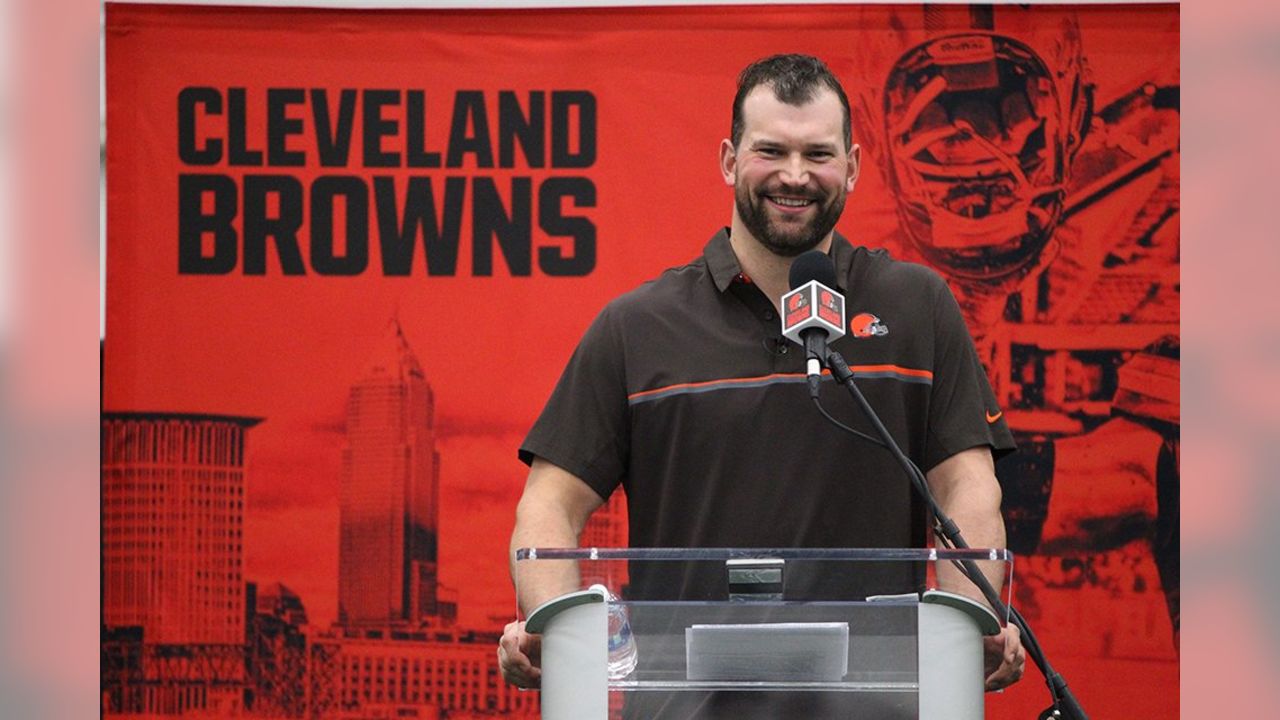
823;348;1088;720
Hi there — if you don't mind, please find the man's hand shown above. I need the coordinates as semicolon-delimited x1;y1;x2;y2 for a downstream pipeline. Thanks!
498;620;543;688
983;623;1026;691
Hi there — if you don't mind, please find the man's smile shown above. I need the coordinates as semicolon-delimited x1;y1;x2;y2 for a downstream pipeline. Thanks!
765;195;816;211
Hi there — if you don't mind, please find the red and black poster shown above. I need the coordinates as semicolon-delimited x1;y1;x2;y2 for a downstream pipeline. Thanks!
102;2;1179;717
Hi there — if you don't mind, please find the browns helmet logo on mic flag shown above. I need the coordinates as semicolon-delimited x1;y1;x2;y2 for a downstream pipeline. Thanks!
784;289;812;330
787;290;808;312
818;289;843;327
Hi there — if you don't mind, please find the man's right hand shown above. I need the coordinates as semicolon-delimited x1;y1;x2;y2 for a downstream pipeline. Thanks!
498;620;543;688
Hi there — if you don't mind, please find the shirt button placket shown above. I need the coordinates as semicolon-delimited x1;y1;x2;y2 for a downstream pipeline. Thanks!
762;309;790;367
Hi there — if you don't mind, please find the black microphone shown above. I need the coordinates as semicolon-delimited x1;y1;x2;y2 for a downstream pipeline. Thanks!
780;250;845;396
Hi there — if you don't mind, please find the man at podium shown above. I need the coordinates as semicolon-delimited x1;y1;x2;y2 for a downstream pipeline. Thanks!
499;54;1026;711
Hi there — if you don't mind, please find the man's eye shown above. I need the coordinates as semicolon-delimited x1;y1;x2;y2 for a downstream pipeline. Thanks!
756;147;782;157
807;151;833;161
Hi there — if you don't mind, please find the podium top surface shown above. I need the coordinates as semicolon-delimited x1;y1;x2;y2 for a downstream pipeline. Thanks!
513;547;1014;618
513;547;1012;562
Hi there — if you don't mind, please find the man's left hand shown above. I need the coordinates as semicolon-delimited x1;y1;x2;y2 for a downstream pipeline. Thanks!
983;623;1026;691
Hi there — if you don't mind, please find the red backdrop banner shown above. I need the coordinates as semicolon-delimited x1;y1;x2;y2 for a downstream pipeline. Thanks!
103;3;1179;717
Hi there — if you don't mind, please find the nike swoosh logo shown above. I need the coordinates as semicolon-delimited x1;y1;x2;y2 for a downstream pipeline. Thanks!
986;410;1003;424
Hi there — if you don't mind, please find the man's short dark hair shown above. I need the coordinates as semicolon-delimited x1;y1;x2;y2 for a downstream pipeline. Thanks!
731;54;852;151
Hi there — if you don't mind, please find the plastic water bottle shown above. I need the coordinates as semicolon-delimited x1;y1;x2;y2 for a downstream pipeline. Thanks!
592;584;638;679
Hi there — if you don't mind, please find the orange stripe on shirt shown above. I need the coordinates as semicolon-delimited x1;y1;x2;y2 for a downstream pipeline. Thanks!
849;364;934;380
627;364;934;402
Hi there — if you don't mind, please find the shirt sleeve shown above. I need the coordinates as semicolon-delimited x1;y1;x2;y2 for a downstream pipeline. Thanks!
518;302;630;501
923;272;1017;471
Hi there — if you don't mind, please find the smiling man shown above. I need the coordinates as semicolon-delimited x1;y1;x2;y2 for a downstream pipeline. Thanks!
500;54;1024;715
725;59;855;266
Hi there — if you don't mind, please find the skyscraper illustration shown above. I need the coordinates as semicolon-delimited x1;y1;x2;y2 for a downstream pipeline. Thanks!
101;411;260;715
339;320;444;628
245;582;309;717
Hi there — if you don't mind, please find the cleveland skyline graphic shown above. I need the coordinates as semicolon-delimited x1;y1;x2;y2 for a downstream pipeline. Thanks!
101;319;625;718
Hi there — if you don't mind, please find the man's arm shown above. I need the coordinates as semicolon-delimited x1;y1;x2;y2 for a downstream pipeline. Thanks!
926;446;1006;597
926;445;1025;691
509;457;606;613
499;457;605;688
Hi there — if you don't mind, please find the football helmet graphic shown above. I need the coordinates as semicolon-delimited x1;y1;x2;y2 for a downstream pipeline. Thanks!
850;313;889;338
852;5;1094;281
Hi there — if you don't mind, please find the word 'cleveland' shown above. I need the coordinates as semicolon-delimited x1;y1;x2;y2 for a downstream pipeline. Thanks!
178;88;596;168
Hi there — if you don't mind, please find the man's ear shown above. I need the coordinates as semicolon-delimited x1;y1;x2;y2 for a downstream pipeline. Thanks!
719;139;737;187
846;143;862;193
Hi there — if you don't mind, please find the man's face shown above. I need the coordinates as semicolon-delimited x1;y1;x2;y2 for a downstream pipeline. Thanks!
722;86;859;257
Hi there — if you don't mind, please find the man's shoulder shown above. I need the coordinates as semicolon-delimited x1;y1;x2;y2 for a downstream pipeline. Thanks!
602;254;712;317
846;242;948;296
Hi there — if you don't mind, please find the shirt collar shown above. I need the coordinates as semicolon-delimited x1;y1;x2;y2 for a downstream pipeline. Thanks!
703;228;857;294
704;228;741;292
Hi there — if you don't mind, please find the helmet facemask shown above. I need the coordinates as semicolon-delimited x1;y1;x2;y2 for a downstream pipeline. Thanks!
883;33;1078;280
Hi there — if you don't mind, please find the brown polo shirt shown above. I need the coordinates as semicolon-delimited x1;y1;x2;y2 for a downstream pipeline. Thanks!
521;228;1013;596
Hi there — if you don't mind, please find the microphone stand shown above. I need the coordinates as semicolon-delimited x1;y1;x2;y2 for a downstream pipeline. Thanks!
821;348;1089;720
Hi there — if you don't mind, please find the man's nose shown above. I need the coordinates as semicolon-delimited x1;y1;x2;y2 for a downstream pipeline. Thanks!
779;153;810;185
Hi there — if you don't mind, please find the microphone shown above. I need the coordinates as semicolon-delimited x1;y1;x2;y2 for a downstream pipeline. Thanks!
781;251;845;395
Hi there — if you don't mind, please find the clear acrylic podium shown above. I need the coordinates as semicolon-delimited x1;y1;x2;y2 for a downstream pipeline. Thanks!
514;548;1011;720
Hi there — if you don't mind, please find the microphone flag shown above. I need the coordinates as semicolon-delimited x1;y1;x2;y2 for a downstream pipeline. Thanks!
781;281;845;349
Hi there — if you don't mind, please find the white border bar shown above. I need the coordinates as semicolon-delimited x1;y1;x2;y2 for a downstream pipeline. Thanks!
103;1;1180;9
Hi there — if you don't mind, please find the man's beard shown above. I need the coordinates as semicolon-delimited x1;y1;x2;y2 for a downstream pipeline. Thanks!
736;183;846;257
